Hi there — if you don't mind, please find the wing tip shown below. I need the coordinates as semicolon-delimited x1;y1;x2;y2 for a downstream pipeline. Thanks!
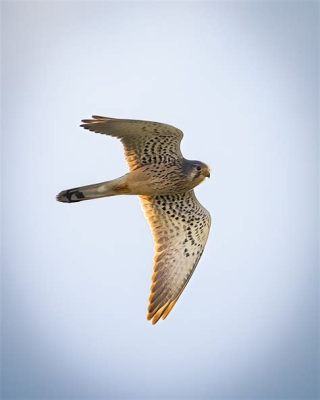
80;115;117;130
80;115;114;124
147;300;177;325
91;115;115;120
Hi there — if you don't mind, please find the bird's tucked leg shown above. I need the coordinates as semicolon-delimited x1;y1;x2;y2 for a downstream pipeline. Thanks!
56;175;130;203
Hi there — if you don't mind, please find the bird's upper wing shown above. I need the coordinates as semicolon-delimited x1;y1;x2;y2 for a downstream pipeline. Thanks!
140;190;211;324
80;115;183;171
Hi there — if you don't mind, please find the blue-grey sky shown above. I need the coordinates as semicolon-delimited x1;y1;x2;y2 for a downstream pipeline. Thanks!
1;1;319;399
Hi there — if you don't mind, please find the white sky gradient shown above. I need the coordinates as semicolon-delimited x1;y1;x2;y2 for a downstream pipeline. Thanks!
1;1;319;399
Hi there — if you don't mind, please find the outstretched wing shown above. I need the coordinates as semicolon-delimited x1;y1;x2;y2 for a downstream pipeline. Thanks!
140;190;211;324
80;115;183;171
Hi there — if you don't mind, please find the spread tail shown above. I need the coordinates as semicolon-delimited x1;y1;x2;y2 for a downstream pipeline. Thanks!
56;176;129;203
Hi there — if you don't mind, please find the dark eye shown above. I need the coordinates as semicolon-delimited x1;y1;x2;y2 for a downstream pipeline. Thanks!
196;166;201;171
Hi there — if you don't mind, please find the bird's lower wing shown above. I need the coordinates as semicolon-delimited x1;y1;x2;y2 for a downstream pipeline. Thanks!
140;190;211;324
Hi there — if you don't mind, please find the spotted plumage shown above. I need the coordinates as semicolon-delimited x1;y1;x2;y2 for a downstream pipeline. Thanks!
57;115;211;324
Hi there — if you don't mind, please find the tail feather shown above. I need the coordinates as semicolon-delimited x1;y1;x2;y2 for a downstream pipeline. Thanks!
56;187;88;203
56;176;129;203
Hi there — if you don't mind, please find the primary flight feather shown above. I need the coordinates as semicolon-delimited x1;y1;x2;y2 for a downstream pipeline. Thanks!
57;116;211;324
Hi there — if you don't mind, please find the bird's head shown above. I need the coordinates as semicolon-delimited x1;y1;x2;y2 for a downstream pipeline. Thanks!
184;160;211;186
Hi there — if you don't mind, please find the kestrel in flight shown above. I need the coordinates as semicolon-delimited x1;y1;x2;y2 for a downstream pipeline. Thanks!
57;116;211;324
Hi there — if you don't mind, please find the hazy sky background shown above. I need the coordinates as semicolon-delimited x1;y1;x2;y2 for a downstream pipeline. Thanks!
1;1;319;399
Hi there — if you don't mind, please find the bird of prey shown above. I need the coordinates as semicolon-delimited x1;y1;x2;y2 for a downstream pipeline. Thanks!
57;116;211;324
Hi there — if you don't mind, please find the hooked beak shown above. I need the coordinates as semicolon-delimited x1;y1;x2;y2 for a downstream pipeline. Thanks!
203;168;211;178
